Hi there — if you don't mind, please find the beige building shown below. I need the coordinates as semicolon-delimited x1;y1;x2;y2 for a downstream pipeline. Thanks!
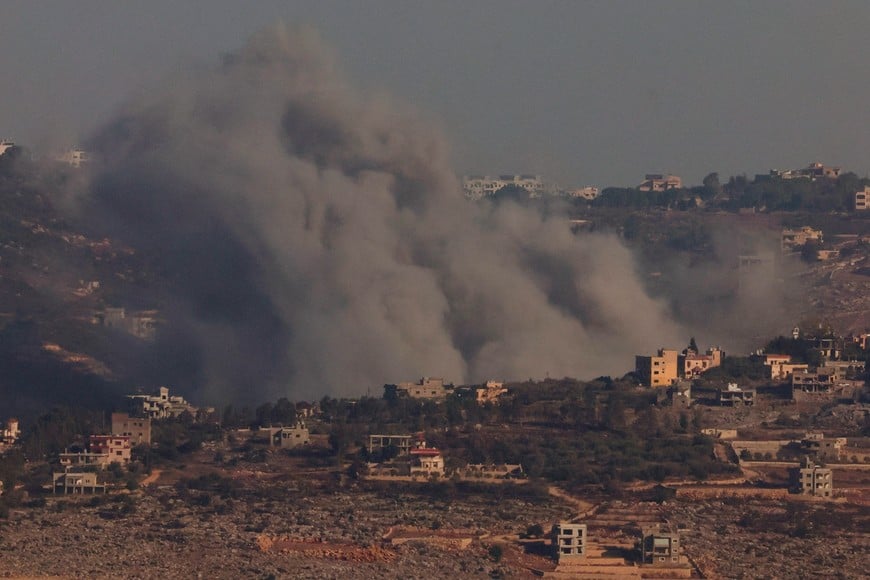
638;174;682;192
636;349;679;387
409;442;444;477
781;226;823;251
111;413;151;445
680;347;723;378
856;186;870;210
128;386;198;419
89;435;131;464
553;523;587;561
568;186;600;200
462;174;544;200
763;354;810;381
792;456;833;497
475;380;507;405
397;377;452;400
269;422;310;449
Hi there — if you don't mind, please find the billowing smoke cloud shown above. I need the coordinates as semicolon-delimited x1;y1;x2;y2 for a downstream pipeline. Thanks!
81;25;685;402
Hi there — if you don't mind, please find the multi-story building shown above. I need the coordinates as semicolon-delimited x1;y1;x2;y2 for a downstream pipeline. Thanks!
638;174;682;192
635;349;679;387
792;370;837;394
792;456;833;497
475;380;508;405
855;186;869;210
679;347;723;378
718;383;755;406
461;174;544;199
111;413;151;445
396;377;452;400
88;435;131;464
552;523;586;561
801;432;846;461
128;386;198;419
642;526;682;566
771;162;841;181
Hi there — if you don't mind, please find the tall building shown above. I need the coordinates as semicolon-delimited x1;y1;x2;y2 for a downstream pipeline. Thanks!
635;349;679;387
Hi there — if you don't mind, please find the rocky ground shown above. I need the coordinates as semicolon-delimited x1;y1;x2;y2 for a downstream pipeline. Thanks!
666;497;870;579
0;478;566;579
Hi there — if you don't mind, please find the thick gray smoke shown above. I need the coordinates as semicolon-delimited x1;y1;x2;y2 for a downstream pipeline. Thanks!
83;26;685;402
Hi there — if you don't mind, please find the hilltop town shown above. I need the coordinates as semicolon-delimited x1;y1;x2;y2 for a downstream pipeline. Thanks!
0;145;869;578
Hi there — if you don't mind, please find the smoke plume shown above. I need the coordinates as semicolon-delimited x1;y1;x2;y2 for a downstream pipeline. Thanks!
83;25;685;402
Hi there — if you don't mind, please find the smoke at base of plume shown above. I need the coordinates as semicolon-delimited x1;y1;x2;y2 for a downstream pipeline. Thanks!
83;25;686;402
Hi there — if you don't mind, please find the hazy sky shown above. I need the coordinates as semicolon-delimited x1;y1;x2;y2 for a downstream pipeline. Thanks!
2;1;870;187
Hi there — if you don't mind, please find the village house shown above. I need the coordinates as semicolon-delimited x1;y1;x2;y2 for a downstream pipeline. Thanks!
791;456;833;497
552;523;587;561
395;377;453;400
771;162;841;181
457;463;524;480
409;440;444;477
59;451;110;469
52;471;105;495
268;421;310;449
679;347;723;378
781;226;823;251
638;173;682;192
127;386;199;419
801;432;846;461
1;418;20;449
791;369;836;394
475;380;508;405
461;174;544;199
88;435;131;464
642;526;683;566
111;413;151;445
568;186;600;200
718;383;755;406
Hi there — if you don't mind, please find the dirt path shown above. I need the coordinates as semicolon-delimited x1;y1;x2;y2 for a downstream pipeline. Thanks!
547;485;596;521
140;469;162;487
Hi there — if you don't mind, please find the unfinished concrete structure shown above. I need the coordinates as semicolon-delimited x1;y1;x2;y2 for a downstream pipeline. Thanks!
368;434;413;456
642;526;682;566
552;523;587;560
792;456;833;497
718;383;755;406
52;472;105;495
801;432;846;461
127;386;198;419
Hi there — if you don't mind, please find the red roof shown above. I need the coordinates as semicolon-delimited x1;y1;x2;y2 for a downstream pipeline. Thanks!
410;448;441;456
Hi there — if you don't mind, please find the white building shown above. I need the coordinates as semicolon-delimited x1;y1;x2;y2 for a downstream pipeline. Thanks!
462;174;544;199
56;148;90;168
269;422;310;449
128;386;198;419
567;186;600;200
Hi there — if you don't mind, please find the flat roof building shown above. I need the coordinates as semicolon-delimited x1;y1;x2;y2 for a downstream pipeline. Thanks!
552;523;587;561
